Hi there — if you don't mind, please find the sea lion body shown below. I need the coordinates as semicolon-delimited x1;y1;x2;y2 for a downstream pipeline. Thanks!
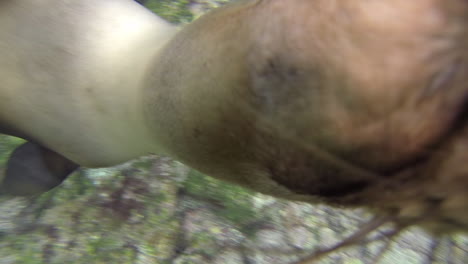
2;0;468;233
0;0;174;167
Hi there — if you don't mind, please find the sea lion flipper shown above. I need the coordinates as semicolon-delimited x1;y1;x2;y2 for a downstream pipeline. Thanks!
1;142;79;196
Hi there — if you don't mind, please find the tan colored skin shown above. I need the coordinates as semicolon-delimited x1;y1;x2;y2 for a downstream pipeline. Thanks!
1;0;468;233
0;0;174;166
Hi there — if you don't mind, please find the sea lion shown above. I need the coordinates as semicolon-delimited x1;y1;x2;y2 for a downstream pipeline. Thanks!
1;0;468;238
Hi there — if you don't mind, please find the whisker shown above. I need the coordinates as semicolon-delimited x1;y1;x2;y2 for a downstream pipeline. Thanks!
367;227;403;264
292;215;394;264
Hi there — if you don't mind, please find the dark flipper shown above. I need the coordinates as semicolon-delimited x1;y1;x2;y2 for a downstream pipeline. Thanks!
1;141;79;196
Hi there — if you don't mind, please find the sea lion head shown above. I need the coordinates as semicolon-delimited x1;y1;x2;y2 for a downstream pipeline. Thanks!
143;0;468;235
242;0;468;234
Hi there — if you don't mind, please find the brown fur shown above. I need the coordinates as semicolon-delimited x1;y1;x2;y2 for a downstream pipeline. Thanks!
145;0;468;235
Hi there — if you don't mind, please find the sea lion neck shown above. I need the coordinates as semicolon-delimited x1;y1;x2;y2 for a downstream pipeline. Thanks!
53;1;177;167
0;0;176;167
